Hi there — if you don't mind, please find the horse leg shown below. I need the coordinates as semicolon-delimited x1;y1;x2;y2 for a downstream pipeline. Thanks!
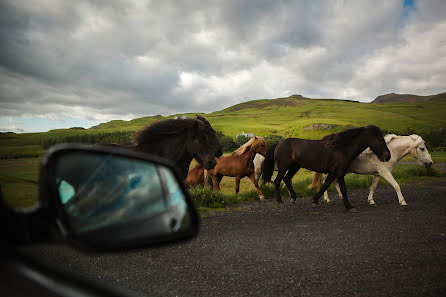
211;173;221;191
333;179;343;200
274;168;287;205
235;176;241;195
249;173;265;200
312;173;336;207
283;165;300;203
379;170;407;206
322;176;333;204
337;175;356;212
367;175;380;207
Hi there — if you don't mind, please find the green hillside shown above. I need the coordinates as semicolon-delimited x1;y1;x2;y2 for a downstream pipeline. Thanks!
91;95;446;138
1;95;446;159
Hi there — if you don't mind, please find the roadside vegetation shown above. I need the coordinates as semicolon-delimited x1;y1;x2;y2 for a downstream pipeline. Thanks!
190;164;442;212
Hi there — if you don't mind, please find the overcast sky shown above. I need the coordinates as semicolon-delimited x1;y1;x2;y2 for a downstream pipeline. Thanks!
1;0;445;133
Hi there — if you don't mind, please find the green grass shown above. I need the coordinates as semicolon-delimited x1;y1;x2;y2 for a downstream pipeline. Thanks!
0;158;40;209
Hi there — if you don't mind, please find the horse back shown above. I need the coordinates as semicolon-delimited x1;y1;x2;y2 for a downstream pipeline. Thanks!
185;164;204;187
210;153;254;177
276;138;340;173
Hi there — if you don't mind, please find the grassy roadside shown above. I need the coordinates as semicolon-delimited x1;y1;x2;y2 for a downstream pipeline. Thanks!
0;156;443;211
191;163;442;212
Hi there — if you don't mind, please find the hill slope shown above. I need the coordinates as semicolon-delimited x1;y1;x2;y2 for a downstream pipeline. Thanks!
1;94;445;159
89;94;446;138
372;92;446;104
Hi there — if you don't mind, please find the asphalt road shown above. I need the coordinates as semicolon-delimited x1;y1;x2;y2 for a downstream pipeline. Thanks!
23;175;446;297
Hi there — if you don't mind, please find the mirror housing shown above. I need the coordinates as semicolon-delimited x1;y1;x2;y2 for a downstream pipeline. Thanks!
38;144;199;251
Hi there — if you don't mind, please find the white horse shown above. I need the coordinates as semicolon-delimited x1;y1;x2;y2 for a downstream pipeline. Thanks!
308;134;433;206
254;153;265;183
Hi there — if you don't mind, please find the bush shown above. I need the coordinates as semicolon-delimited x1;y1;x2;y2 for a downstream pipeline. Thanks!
219;135;237;152
264;134;285;147
235;135;251;147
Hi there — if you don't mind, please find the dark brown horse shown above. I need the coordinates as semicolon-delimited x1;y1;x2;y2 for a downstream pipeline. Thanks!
262;126;391;212
206;136;268;199
99;116;223;181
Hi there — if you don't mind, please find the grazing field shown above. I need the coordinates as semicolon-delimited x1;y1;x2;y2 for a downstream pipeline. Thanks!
0;158;40;209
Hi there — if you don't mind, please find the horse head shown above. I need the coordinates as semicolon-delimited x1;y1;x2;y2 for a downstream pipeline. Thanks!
252;136;267;157
232;136;267;157
409;135;433;167
187;116;223;170
365;125;391;162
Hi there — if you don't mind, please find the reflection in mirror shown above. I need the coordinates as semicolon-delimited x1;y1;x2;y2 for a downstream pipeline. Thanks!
54;152;190;235
159;167;191;232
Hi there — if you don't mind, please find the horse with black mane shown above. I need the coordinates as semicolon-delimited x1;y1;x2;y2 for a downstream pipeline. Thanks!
100;116;223;181
262;125;391;212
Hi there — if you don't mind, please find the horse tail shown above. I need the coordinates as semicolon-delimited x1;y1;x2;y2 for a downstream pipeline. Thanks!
262;143;278;183
308;171;323;190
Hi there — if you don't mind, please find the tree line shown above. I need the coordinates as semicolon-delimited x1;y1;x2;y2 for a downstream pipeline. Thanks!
40;127;445;152
41;131;134;149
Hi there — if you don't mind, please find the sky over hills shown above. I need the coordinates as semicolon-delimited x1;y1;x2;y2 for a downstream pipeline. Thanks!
0;0;445;132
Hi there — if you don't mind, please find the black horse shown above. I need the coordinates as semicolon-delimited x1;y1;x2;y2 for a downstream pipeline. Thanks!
262;125;391;212
100;116;223;180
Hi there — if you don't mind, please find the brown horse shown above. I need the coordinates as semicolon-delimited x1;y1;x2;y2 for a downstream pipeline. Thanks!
185;163;205;188
262;125;391;212
206;136;268;199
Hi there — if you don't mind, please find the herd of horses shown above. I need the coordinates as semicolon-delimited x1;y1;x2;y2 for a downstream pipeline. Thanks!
111;115;433;212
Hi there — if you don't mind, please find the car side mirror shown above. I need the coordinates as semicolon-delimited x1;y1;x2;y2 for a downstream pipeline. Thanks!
38;144;199;251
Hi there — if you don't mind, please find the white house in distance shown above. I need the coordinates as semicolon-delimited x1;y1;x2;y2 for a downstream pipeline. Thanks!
236;131;254;138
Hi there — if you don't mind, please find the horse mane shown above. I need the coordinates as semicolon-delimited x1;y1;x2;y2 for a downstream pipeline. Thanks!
133;118;202;145
322;127;367;149
362;134;397;154
231;136;266;156
362;133;425;154
232;137;256;156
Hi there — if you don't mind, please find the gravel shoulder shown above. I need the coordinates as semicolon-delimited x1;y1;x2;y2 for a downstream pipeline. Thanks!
23;175;446;297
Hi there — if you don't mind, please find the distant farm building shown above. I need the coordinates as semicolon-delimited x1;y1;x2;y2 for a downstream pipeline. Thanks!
236;131;254;138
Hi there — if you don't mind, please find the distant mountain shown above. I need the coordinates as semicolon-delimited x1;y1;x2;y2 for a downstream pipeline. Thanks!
372;92;446;104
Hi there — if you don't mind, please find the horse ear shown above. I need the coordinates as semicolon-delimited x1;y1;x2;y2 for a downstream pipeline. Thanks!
385;134;397;143
255;136;257;139
410;134;424;147
196;115;210;126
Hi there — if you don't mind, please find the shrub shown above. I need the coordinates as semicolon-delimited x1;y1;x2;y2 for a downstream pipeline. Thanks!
235;135;251;147
264;134;285;147
219;135;237;152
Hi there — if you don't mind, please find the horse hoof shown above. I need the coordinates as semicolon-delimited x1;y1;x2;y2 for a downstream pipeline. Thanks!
259;195;265;201
325;200;332;204
370;203;377;208
290;199;296;204
400;202;408;206
311;203;318;208
348;208;357;213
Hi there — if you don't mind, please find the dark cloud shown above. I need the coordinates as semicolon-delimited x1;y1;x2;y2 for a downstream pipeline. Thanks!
0;0;445;129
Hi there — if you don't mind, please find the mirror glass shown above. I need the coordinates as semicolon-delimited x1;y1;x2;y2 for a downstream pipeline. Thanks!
54;151;192;235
